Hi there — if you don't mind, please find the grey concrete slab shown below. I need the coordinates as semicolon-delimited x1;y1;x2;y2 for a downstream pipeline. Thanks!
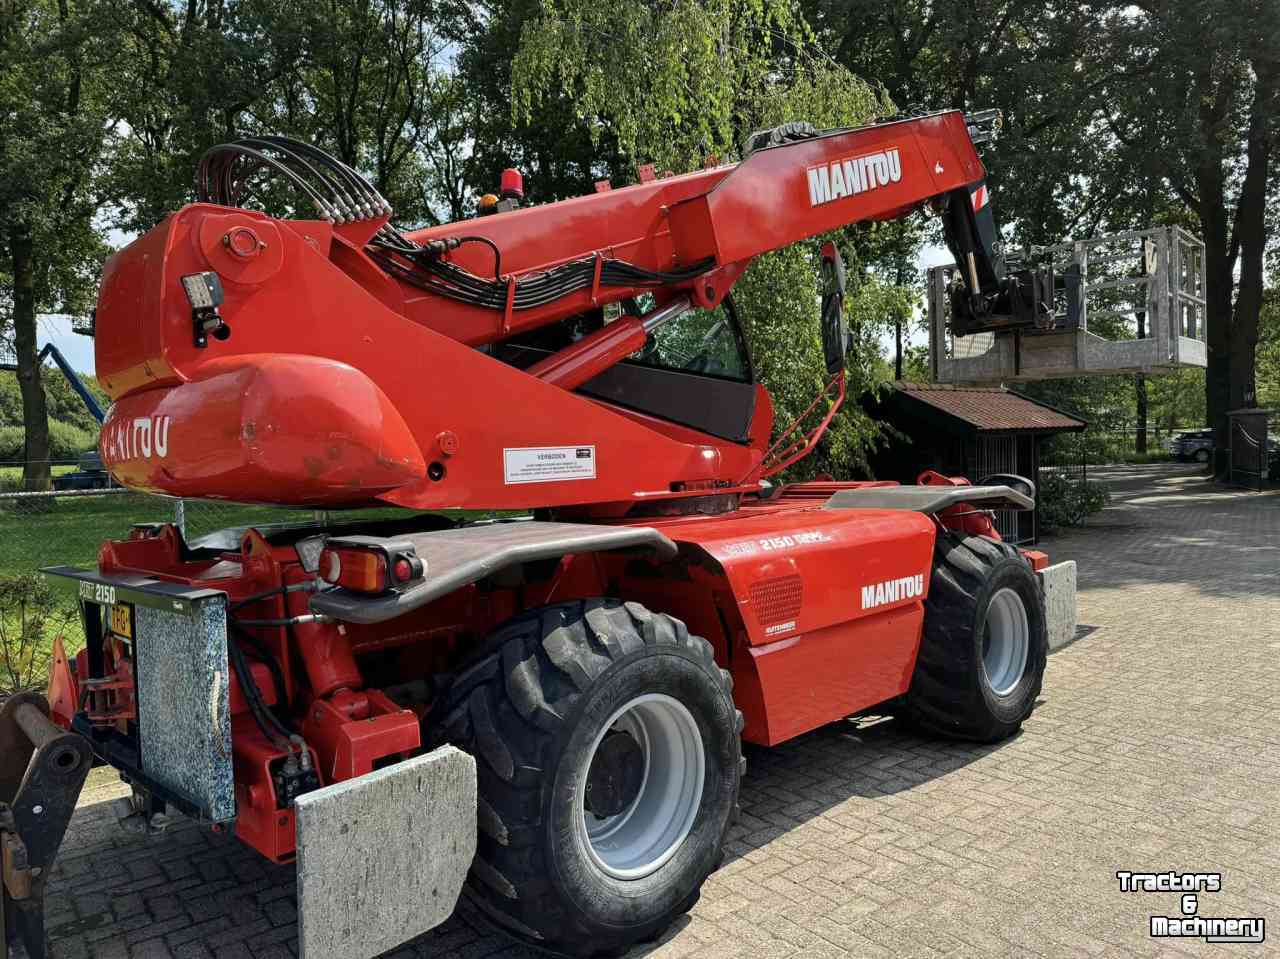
1039;560;1077;652
294;746;476;959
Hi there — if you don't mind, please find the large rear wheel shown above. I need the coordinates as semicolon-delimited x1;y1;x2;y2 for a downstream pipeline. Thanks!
905;531;1047;742
430;599;741;957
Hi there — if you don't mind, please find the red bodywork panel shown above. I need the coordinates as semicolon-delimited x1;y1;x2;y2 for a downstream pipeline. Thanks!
649;502;935;745
93;111;985;510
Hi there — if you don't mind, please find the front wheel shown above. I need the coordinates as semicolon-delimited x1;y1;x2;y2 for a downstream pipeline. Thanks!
905;531;1047;742
430;599;741;957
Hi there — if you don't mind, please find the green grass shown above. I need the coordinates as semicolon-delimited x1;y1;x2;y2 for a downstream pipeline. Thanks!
0;464;77;478
0;492;186;577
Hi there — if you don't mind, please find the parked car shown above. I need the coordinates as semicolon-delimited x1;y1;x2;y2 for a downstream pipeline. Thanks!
1169;429;1213;463
52;449;113;490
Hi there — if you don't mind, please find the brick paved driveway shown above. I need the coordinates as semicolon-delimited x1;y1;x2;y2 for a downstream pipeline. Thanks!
44;464;1280;959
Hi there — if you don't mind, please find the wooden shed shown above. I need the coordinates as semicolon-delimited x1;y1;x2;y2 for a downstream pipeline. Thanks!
864;382;1087;544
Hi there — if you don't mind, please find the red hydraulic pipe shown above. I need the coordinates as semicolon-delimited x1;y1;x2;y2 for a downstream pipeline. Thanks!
527;297;691;391
285;567;362;697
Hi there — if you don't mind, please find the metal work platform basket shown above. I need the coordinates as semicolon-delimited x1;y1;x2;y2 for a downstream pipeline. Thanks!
929;226;1206;384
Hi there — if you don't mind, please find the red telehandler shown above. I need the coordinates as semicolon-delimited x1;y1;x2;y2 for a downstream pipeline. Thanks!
3;109;1076;959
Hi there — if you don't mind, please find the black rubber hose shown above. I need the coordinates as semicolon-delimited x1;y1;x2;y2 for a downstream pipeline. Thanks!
226;632;292;753
453;236;503;280
229;627;290;713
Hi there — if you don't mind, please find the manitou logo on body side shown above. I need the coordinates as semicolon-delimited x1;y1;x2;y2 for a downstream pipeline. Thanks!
102;415;171;461
860;574;925;610
807;147;902;207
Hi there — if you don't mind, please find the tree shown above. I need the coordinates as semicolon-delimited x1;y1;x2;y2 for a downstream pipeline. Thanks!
448;0;630;207
511;0;921;477
106;0;470;233
1097;0;1280;473
271;0;466;224
808;0;1280;466
0;0;117;489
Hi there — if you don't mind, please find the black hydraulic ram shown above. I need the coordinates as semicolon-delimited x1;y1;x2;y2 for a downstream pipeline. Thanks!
1;693;92;959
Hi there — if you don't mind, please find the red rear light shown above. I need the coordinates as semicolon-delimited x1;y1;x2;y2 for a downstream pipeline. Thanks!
318;547;388;593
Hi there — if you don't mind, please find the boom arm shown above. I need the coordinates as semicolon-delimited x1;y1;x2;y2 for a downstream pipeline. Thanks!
91;109;1024;511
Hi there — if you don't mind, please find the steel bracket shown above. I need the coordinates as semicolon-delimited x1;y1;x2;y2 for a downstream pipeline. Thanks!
1;693;92;959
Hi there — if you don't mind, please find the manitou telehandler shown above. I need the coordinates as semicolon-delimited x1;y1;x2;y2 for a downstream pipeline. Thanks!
5;109;1077;959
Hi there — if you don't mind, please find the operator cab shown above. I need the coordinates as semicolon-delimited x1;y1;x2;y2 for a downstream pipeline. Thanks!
494;296;758;443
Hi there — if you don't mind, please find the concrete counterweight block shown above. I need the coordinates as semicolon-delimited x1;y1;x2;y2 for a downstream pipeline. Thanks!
1039;560;1078;652
294;745;478;959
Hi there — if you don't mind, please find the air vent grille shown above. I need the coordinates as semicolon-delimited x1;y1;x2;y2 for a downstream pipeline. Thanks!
749;575;803;626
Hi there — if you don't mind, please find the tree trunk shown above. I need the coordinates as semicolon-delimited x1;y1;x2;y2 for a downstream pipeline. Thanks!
1135;301;1147;453
894;318;903;380
1226;59;1276;417
1135;375;1147;454
1204;249;1234;475
11;223;52;492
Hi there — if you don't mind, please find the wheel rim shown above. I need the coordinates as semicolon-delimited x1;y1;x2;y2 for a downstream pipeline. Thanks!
576;693;705;881
981;588;1030;696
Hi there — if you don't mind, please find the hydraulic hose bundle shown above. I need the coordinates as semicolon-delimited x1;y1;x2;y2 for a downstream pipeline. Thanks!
195;136;712;313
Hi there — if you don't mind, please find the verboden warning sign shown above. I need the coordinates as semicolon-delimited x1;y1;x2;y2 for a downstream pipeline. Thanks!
502;445;597;485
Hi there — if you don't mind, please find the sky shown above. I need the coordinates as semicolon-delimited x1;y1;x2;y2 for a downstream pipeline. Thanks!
40;314;96;373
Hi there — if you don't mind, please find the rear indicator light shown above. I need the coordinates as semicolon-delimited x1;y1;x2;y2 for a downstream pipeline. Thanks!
317;538;424;594
318;547;388;593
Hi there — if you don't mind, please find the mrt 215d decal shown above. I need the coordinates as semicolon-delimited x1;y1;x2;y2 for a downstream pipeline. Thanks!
807;147;903;207
102;415;172;461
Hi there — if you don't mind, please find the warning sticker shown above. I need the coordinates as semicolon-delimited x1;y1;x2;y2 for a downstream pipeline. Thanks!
503;446;597;485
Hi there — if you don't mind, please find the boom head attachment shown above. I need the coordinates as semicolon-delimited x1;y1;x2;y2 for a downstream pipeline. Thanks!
929;226;1208;383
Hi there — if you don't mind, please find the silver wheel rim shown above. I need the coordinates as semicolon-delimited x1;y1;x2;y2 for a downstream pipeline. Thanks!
982;588;1030;696
576;693;705;880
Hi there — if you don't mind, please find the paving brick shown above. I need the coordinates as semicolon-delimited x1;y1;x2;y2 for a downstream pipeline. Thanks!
41;465;1280;958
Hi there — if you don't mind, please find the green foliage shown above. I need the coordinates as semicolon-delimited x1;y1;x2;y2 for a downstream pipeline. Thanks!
1037;471;1109;531
3;0;1267;492
0;369;104;434
0;420;94;463
513;0;878;169
0;575;78;695
1145;368;1206;433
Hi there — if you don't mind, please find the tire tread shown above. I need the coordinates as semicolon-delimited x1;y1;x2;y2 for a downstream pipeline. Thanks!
426;598;741;957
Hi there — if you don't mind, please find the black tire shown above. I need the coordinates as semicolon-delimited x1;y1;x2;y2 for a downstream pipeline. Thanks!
1193;448;1211;463
904;531;1047;742
429;599;742;957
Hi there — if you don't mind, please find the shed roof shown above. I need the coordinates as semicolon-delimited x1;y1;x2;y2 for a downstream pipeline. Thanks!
890;382;1087;434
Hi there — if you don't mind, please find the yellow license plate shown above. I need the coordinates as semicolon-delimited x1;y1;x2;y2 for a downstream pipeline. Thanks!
110;602;133;640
